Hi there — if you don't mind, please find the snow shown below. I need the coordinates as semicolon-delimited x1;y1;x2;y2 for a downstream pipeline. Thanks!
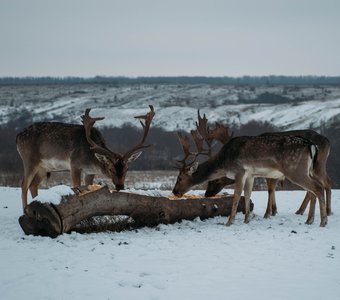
1;186;339;300
2;84;340;131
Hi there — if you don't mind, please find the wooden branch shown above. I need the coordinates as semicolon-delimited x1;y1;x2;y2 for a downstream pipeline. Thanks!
19;186;254;238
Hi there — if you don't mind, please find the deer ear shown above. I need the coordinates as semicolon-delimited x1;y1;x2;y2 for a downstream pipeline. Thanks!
127;151;142;163
188;162;199;175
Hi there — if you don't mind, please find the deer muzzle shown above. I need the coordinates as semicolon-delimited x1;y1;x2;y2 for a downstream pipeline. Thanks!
172;188;183;197
115;184;125;191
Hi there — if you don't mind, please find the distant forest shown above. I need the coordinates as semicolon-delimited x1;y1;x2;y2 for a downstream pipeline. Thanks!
1;75;340;86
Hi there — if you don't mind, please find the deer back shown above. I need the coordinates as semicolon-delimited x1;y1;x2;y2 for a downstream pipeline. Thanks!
16;122;106;168
217;135;316;176
260;129;330;173
261;129;329;151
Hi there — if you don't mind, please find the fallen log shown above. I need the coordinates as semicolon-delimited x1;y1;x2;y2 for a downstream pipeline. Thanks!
19;186;254;238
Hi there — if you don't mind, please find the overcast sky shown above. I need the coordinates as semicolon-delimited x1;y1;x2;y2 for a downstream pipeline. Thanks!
1;0;339;77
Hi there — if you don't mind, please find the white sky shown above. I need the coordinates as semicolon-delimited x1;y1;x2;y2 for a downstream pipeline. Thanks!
1;0;339;77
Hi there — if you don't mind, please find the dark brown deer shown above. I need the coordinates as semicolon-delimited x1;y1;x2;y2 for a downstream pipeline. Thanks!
172;133;328;227
205;130;332;219
16;105;155;211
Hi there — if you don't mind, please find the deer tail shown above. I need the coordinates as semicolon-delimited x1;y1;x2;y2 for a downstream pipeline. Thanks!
309;144;318;175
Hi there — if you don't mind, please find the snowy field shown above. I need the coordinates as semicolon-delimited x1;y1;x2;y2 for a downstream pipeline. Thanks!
0;186;339;300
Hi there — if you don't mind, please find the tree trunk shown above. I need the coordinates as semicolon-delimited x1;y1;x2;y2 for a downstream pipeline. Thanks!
19;186;253;238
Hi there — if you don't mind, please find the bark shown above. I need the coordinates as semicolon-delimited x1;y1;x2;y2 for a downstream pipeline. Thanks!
19;186;253;238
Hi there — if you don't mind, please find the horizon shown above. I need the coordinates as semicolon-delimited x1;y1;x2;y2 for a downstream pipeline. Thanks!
1;74;340;79
1;74;340;86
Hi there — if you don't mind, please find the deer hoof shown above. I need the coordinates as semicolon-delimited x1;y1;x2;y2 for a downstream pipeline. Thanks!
226;220;233;227
305;217;314;225
263;212;271;219
320;218;328;227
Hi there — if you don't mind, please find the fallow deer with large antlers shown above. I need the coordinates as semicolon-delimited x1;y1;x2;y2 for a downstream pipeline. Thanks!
188;111;331;220
17;105;155;212
205;130;332;219
172;121;328;226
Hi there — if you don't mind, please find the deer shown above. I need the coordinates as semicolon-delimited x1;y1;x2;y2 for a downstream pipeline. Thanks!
16;105;155;212
205;130;332;219
186;111;284;218
172;124;328;227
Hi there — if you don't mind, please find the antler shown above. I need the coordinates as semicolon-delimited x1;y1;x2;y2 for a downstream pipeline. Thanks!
175;110;233;170
175;110;232;169
123;105;155;160
194;110;233;157
174;132;198;169
208;122;233;144
190;129;209;156
81;109;120;159
195;110;216;156
196;110;211;142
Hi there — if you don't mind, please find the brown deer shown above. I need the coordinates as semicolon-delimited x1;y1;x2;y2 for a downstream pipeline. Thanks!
16;105;155;212
205;130;332;219
172;133;328;227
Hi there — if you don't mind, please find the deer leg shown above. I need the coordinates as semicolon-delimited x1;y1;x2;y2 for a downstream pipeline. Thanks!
29;173;42;198
318;196;328;227
271;179;281;216
264;178;278;218
305;194;316;225
71;168;82;187
313;162;332;216
226;173;246;226
288;173;327;227
85;174;95;186
244;177;254;224
21;178;28;212
272;193;278;216
21;163;40;212
29;174;40;199
295;192;310;215
29;168;47;198
314;160;332;216
311;176;328;227
325;175;332;216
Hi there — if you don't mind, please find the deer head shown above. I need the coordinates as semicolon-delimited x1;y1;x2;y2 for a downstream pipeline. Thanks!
172;111;232;196
81;105;155;191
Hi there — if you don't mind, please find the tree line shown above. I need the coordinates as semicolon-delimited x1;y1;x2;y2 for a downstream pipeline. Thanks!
1;75;340;86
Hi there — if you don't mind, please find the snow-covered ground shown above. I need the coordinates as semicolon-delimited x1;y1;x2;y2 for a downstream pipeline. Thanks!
0;186;339;300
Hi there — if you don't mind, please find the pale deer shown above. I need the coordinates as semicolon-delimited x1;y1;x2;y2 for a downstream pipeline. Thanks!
172;134;328;227
205;130;332;219
16;105;155;212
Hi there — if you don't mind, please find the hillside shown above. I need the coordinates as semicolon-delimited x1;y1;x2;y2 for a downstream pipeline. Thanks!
1;84;340;131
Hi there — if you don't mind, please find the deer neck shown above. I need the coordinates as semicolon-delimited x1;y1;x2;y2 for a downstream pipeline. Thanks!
191;158;224;186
